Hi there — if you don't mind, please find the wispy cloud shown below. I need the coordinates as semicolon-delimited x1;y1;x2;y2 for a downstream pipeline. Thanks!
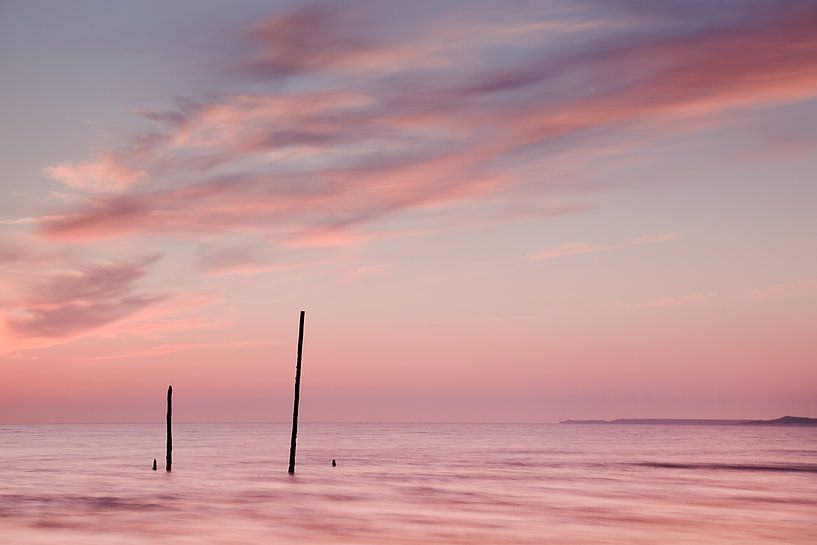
195;241;338;276
2;255;164;340
43;153;145;194
342;264;390;284
528;242;605;261
630;292;719;310
86;339;281;361
4;0;816;358
0;214;76;226
528;232;679;262
740;280;817;303
633;232;681;245
37;1;817;250
629;280;817;310
0;242;26;268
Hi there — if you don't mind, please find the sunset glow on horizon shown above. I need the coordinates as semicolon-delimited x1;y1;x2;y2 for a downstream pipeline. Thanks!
1;0;816;423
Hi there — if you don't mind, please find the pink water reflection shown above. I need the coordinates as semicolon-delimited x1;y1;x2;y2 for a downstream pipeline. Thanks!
0;423;815;544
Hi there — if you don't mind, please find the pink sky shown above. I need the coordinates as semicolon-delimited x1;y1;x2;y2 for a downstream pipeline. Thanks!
1;0;816;423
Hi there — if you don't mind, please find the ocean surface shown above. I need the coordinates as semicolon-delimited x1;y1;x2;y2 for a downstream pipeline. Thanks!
0;423;815;544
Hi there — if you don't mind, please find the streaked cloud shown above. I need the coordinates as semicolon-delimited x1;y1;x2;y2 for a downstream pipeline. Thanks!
195;242;338;276
740;280;817;303
342;264;390;284
634;232;681;245
87;339;281;361
529;243;605;261
630;280;817;310
630;292;719;310
43;153;145;194
3;1;816;368
2;255;163;340
38;1;817;251
528;232;680;261
0;242;26;268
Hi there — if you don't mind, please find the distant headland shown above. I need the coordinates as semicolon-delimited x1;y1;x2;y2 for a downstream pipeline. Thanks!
560;416;817;426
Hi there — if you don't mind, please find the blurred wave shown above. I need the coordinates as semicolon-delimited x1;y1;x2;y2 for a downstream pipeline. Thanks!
0;423;815;544
635;461;817;473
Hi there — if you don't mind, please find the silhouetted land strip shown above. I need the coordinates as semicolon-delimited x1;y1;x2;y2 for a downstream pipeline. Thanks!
561;416;817;426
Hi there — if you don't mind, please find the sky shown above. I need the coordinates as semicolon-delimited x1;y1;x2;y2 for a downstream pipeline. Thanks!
1;0;816;423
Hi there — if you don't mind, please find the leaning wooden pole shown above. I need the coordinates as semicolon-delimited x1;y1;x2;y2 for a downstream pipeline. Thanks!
166;385;173;472
288;310;305;475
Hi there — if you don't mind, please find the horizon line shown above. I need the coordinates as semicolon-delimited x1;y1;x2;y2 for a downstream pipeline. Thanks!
1;415;813;426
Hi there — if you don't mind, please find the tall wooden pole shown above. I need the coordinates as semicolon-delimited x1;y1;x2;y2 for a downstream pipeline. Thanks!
166;385;173;472
288;310;305;475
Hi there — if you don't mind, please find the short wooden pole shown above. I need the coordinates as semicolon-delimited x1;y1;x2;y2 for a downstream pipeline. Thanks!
288;311;305;475
166;385;173;472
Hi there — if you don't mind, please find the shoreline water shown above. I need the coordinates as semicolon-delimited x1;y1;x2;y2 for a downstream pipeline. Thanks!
1;422;815;544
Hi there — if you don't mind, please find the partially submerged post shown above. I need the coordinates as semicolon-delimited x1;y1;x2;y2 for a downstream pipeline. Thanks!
152;458;157;471
166;385;173;472
288;310;305;475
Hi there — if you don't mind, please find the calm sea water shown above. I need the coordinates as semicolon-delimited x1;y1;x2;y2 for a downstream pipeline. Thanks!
0;423;815;544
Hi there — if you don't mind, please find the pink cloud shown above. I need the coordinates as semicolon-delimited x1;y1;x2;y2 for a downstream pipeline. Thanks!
741;280;817;303
634;232;680;245
194;242;340;276
2;255;164;341
1;0;815;424
631;292;718;310
26;254;160;307
628;280;817;310
285;228;367;249
7;295;164;339
43;153;145;193
528;243;604;261
528;232;679;261
243;5;453;78
244;5;373;77
0;242;25;268
7;1;811;361
110;292;228;338
36;2;817;254
1;283;226;357
342;264;390;284
87;339;281;361
0;214;77;226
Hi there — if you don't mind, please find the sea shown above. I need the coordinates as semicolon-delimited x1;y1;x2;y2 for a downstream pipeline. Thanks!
0;423;815;544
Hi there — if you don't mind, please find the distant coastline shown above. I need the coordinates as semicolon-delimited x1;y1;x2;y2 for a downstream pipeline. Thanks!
560;416;817;426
